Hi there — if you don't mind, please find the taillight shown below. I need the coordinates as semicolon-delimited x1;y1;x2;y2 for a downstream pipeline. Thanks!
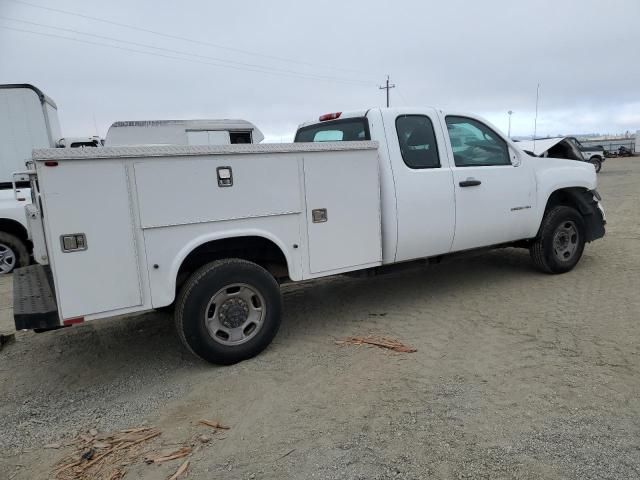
319;112;342;122
63;317;85;326
44;161;58;167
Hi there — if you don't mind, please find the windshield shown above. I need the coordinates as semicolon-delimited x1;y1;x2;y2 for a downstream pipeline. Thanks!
294;117;370;143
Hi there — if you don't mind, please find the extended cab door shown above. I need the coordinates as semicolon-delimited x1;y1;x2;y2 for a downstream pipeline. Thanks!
382;109;456;261
442;114;535;251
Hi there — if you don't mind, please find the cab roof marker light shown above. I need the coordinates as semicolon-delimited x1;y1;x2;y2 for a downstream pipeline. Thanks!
319;112;342;122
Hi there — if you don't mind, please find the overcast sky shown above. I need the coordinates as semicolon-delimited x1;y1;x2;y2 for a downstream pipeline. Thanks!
1;0;639;141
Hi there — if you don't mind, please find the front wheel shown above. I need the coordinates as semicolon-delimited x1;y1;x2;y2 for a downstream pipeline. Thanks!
0;232;30;274
590;157;602;173
175;259;282;365
529;206;586;274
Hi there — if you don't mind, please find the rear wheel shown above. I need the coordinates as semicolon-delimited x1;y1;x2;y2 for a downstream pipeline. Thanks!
590;157;602;173
175;259;282;365
0;232;29;274
530;206;586;274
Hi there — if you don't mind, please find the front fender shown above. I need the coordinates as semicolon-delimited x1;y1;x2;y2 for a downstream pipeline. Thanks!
534;158;596;212
532;159;604;241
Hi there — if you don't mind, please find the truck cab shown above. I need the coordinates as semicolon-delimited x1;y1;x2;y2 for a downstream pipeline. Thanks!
296;108;605;265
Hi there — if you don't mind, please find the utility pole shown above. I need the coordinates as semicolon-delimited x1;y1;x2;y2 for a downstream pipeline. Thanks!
507;110;513;138
379;75;396;108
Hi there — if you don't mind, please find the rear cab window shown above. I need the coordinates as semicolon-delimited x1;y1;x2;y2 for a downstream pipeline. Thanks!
294;117;370;143
395;115;440;169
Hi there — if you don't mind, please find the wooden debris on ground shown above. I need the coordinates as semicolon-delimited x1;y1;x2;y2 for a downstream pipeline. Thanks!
336;335;417;353
52;419;229;479
198;419;230;430
144;446;192;464
168;459;190;480
53;427;161;480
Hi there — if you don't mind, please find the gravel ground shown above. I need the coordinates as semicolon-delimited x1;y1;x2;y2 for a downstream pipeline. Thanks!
1;157;639;480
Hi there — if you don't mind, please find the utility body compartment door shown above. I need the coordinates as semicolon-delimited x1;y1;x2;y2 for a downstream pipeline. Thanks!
38;160;143;319
302;149;382;274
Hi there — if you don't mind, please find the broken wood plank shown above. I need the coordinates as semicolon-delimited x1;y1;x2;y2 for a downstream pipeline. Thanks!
168;459;190;480
198;419;230;430
336;335;417;353
145;447;191;464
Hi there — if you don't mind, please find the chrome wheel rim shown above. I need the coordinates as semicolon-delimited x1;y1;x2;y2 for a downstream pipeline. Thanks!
552;220;579;262
0;243;16;274
204;283;266;346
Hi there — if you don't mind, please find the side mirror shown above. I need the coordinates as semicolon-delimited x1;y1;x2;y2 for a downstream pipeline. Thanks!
509;147;521;166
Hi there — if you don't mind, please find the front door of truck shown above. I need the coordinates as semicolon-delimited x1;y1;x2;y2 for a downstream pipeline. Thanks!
382;110;456;262
444;115;535;251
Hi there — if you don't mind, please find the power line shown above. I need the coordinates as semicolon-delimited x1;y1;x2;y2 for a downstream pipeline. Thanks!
0;25;375;87
7;0;376;77
0;16;375;86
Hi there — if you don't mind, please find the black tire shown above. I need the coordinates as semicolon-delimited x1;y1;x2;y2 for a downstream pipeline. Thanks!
590;157;602;173
530;206;586;274
175;259;282;365
0;232;30;275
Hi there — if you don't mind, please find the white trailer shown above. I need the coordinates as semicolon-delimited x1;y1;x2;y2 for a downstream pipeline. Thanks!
0;84;61;274
15;107;606;364
105;119;264;146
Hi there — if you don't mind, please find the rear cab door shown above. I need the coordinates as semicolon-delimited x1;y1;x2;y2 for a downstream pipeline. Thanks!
380;108;456;261
439;112;536;251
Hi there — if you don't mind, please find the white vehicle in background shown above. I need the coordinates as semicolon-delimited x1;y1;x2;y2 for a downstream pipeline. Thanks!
57;136;104;148
0;84;62;274
15;107;605;365
105;119;264;146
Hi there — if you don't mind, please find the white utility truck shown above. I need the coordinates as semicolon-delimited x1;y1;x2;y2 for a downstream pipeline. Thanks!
13;107;606;364
0;84;62;274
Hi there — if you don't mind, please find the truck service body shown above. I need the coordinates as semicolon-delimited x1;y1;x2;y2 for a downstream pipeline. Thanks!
14;107;606;364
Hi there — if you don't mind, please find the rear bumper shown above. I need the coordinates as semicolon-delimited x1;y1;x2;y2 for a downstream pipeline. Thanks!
13;264;60;330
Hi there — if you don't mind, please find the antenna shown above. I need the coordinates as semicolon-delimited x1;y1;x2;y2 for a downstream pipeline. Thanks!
533;83;540;150
92;113;99;137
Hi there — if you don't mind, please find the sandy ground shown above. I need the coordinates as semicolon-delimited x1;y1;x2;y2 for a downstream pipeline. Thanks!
0;157;639;480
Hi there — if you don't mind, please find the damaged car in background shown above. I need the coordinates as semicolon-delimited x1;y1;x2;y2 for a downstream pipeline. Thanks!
516;136;605;172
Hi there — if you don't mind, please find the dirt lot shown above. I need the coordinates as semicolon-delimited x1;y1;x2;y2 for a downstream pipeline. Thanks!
1;157;639;480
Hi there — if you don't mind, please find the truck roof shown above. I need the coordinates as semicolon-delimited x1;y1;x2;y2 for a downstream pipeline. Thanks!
297;110;369;129
0;83;57;109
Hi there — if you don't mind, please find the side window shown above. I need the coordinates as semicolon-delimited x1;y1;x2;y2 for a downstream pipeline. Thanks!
395;115;440;169
445;116;510;167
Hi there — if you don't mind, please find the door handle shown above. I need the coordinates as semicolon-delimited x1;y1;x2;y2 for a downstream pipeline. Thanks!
459;179;481;187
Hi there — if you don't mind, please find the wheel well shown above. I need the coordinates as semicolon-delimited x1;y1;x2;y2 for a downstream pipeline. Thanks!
544;187;589;214
543;187;604;242
0;218;29;242
177;236;289;287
